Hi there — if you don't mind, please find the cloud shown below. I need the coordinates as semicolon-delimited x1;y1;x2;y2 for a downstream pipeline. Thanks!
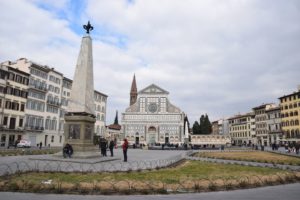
1;0;300;124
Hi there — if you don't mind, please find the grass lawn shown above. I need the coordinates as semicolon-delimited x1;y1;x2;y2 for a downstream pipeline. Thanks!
1;160;299;194
1;160;293;184
194;151;300;165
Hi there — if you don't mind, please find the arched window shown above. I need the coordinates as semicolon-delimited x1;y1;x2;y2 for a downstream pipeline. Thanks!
290;120;294;126
97;105;100;111
290;112;294;117
97;114;100;120
295;120;299;126
148;126;156;132
294;111;298;116
285;113;289;118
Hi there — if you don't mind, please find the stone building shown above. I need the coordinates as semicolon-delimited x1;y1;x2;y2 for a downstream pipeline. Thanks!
122;76;185;145
252;103;276;146
279;86;300;143
0;64;29;147
228;112;255;146
266;106;282;145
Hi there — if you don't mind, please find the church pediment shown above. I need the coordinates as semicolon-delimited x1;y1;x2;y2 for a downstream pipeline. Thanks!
139;84;169;95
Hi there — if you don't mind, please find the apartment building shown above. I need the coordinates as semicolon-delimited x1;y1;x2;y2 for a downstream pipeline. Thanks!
228;112;255;146
1;58;107;147
0;64;29;147
252;103;277;146
266;106;282;145
279;87;300;143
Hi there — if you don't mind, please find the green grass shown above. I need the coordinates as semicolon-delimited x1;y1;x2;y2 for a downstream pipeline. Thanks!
2;160;287;184
194;151;300;166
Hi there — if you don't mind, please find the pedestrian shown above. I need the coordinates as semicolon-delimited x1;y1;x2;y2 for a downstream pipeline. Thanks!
122;138;128;162
99;138;108;157
39;141;42;150
109;139;115;157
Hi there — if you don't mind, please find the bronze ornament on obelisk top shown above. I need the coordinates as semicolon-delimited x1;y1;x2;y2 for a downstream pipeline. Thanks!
62;21;99;158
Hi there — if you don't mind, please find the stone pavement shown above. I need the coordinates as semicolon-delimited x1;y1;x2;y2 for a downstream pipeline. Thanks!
0;149;189;175
0;183;299;200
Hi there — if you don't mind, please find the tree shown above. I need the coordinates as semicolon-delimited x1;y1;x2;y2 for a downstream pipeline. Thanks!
203;114;212;134
114;110;119;125
199;115;205;134
192;121;201;135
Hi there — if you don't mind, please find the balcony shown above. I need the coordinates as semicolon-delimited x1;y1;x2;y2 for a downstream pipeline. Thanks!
25;126;44;132
29;84;47;92
47;100;60;107
0;125;25;132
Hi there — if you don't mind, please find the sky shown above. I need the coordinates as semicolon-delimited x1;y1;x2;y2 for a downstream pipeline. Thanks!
0;0;300;125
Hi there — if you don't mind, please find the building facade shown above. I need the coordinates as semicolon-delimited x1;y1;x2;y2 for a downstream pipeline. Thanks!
0;64;29;147
0;58;107;147
228;112;255;146
279;87;300;143
122;78;185;145
252;103;276;146
266;106;282;145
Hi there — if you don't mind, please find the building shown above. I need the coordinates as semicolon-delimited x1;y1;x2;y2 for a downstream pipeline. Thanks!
0;58;107;147
122;76;185;145
228;112;255;146
266;106;282;145
252;103;276;146
0;64;29;147
211;121;219;135
218;119;229;135
279;86;300;143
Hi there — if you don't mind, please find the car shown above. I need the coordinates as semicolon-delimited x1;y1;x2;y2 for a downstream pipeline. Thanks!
17;140;31;148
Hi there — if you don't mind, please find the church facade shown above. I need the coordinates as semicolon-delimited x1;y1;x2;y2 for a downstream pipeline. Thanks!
121;75;186;145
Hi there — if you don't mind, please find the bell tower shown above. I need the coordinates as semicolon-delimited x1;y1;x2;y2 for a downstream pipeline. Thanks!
130;74;137;106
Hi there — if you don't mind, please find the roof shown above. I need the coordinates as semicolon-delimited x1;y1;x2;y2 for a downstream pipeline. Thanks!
107;124;121;130
252;103;273;110
228;112;254;120
278;91;300;99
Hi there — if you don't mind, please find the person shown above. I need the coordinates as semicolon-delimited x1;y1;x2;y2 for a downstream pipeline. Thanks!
99;138;108;157
39;141;42;150
122;138;128;162
63;143;73;158
109;139;115;157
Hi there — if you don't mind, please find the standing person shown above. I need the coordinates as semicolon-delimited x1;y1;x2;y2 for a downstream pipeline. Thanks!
122;138;128;162
39;142;42;150
109;139;115;157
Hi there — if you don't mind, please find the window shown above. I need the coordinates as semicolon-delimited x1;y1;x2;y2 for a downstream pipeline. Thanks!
3;116;8;125
51;136;54;143
19;118;23;127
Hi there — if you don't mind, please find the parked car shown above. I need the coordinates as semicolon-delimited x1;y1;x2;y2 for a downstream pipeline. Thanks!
17;140;31;148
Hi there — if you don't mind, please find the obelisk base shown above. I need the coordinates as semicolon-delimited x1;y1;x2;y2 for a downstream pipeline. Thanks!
58;113;100;158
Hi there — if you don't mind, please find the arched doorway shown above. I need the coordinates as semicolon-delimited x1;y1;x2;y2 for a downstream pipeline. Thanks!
165;133;169;144
148;126;156;144
135;132;139;145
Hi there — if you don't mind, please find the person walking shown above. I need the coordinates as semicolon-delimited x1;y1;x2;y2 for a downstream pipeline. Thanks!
109;139;115;157
122;138;128;162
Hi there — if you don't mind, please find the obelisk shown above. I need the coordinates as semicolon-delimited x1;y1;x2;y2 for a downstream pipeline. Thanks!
63;21;99;158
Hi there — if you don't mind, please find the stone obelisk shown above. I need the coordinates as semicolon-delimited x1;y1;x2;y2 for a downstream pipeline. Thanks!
63;21;99;158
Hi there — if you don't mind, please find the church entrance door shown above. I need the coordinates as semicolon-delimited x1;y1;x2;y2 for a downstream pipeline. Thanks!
165;137;169;144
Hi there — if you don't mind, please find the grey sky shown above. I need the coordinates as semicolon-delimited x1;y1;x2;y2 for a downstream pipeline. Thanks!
0;0;299;124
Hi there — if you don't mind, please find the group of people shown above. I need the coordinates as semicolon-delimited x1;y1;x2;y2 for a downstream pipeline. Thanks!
99;138;129;162
99;138;115;157
62;138;129;162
